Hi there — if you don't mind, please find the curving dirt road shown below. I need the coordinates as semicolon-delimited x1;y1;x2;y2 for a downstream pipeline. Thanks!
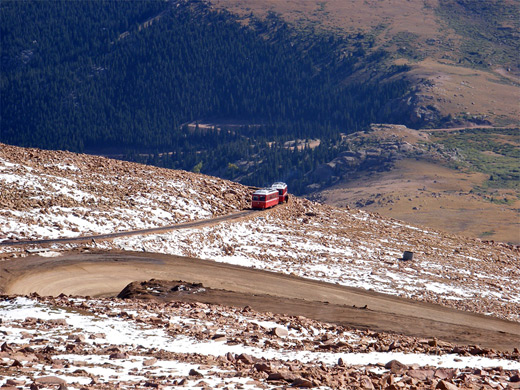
2;250;519;352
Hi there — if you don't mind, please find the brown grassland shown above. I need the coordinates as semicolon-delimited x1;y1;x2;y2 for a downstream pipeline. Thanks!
318;158;519;244
315;125;520;244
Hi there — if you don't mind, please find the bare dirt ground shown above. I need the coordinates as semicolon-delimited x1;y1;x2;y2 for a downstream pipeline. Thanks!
211;0;441;38
2;250;519;352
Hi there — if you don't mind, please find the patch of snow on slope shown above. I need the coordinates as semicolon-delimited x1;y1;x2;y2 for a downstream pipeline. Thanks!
0;146;250;241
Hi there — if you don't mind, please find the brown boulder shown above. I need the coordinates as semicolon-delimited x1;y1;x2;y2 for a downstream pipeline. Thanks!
211;334;226;342
35;376;66;385
272;327;289;337
435;368;457;380
236;353;256;364
267;371;298;382
408;369;435;381
380;374;394;386
1;342;13;352
143;357;158;366
436;380;458;390
292;377;314;388
46;319;68;326
385;360;408;374
225;352;235;362
359;375;375;389
18;346;34;353
109;352;128;359
11;359;23;367
5;379;25;386
189;368;203;377
254;362;271;373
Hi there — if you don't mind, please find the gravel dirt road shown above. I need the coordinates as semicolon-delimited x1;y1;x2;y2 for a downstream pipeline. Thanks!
2;250;519;352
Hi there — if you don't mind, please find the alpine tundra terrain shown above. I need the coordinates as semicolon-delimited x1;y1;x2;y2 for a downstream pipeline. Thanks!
2;0;519;244
1;144;520;389
209;0;520;244
307;124;520;245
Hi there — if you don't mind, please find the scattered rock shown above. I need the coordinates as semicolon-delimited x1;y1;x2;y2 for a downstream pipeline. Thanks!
267;371;298;382
272;327;289;337
189;368;203;377
408;369;435;381
292;377;314;388
254;362;271;373
109;352;128;359
143;357;158;366
236;353;256;364
435;368;457;380
359;375;375;389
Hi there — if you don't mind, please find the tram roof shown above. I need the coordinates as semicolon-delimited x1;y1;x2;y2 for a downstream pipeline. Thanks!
271;182;287;190
253;188;278;195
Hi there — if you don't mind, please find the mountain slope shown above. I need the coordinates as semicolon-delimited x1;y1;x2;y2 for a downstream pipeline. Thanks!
0;143;250;240
0;0;410;190
212;0;520;127
306;124;520;244
1;144;518;323
1;144;519;389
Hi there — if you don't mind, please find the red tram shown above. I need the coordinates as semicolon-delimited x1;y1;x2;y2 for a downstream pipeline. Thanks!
251;182;288;209
271;182;289;204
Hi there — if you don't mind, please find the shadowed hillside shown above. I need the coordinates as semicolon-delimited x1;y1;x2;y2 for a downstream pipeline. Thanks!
0;0;410;191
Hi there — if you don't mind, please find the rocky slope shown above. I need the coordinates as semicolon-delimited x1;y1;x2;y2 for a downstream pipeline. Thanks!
0;143;250;241
1;143;519;321
1;143;519;388
1;294;519;390
96;198;519;322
